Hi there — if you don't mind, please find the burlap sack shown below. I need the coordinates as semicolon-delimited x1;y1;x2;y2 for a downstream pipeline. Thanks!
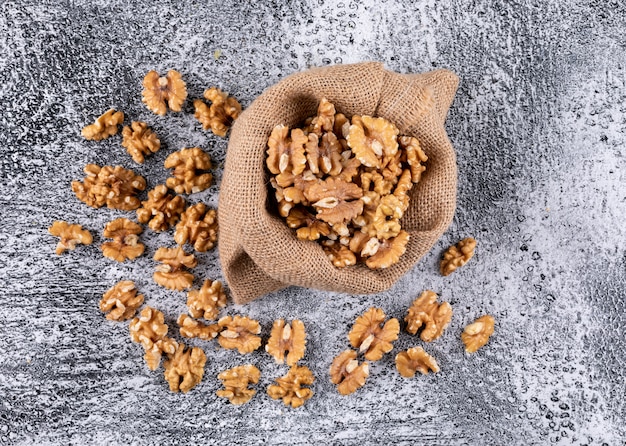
218;62;458;304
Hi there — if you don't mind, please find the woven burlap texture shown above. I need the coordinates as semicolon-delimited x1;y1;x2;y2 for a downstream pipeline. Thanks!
218;62;459;304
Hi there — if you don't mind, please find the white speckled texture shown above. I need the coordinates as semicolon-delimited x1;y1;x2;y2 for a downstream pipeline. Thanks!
0;1;624;444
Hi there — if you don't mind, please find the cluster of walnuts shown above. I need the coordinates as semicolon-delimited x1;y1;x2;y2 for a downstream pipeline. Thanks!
266;99;428;269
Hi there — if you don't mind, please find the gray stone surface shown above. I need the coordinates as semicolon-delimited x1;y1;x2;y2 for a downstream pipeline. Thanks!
0;0;624;444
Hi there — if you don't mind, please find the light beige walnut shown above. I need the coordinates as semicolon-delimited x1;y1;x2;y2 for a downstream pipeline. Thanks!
72;164;146;210
136;185;186;232
399;136;427;183
101;218;144;262
286;207;331;241
266;125;309;176
360;171;394;196
405;290;453;342
395;347;439;377
99;280;144;321
346;115;399;168
323;242;357;268
81;109;124;141
142;70;187;115
186;279;227;320
306;98;336;136
461;315;495;353
163;344;206;393
129;306;178;370
177;314;221;340
164;147;213;195
440;237;477;276
305;131;343;176
305;177;363;225
121;121;161;164
372;194;404;240
216;365;260;405
153;247;197;291
365;230;410;269
393;169;414;212
48;221;92;255
348;307;399;361
329;350;369;396
217;315;262;354
267;365;314;409
194;87;242;137
174;203;218;252
265;319;307;366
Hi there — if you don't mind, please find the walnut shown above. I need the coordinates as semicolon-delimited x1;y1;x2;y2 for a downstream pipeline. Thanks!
194;87;242;137
136;185;186;231
329;350;369;396
266;125;308;176
177;314;220;340
186;279;227;320
142;69;187;115
101;218;144;262
72;164;146;210
440;237;477;276
360;171;394;196
153;247;197;291
305;177;363;225
346;115;399;168
276;172;317;206
365;230;410;269
48;221;92;255
323;242;357;268
129;306;177;370
163;344;206;393
348;307;399;361
405;290;453;342
333;112;350;139
99;280;144;321
395;347;440;377
267;365;314;408
121;121;161;164
265;319;307;366
306;98;336;136
164;147;213;195
305;131;343;176
393;169;414;212
286;207;331;241
461;315;495;353
217;315;262;354
216;365;260;405
174;203;218;252
398;136;427;183
81;109;124;141
372;194;404;240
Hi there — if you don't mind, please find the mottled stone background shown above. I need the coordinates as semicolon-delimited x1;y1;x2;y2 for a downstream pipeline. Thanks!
0;0;624;444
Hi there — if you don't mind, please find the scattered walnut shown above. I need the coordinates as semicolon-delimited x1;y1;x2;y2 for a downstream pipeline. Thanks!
48;221;92;255
101;218;144;262
121;121;161;164
136;184;186;231
129;306;177;370
266;125;309;176
398;136;427;183
348;307;399;361
286;207;331;241
323;242;357;268
265;319;307;366
405;290;453;342
164;147;213;194
217;315;262;354
81;109;124;141
440;237;477;276
365;230;410;269
346;115;399;168
395;347;440;377
216;365;261;405
461;315;495;353
329;350;369;396
177;314;221;340
174;203;218;252
153;247;197;291
163;344;206;393
142;69;187;115
305;177;364;225
267;365;315;408
99;280;144;321
194;87;242;137
72;164;146;210
186;279;227;320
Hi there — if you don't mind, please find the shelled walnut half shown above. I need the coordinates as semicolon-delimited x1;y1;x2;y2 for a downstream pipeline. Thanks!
461;315;495;353
186;279;227;320
174;203;218;252
81;109;124;141
265;319;307;366
164;147;213;194
72;164;146;210
177;314;220;340
142;69;187;115
440;237;477;276
101;218;144;262
405;290;452;342
348;307;399;361
163;344;206;393
216;365;260;405
153;247;197;291
136;185;186;232
48;221;92;255
129;306;178;371
267;365;315;409
395;347;440;377
99;280;144;321
217;315;262;354
194;87;242;137
329;350;369;396
121;121;161;163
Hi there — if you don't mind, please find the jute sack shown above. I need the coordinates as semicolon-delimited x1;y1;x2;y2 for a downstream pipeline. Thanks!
218;62;458;304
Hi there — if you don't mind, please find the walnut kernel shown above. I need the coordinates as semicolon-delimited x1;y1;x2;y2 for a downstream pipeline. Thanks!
329;350;369;396
121;121;161;164
129;306;177;370
346;115;399;168
405;290;453;342
194;87;242;137
153;247;197;291
48;221;92;255
395;347;440;377
267;365;315;408
101;218;144;262
461;315;495;353
348;307;399;361
99;280;144;321
174;203;218;252
163;344;206;393
216;365;261;405
186;279;227;320
217;315;262;354
142;70;187;115
440;237;477;276
72;164;146;210
177;314;220;340
266;125;308;176
365;230;410;269
136;184;186;232
265;319;307;366
164;147;213;194
81;109;124;141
